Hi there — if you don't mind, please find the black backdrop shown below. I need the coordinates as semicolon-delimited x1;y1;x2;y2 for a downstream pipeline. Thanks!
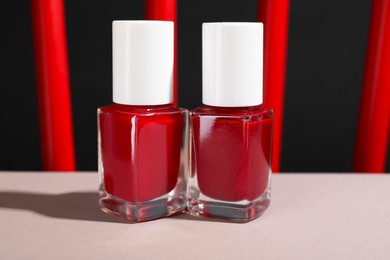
1;0;388;172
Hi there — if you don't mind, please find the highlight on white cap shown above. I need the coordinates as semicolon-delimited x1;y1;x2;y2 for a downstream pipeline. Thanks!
112;20;173;105
202;22;263;107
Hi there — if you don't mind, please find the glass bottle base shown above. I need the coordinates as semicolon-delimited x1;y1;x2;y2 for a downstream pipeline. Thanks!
188;189;271;223
99;190;186;222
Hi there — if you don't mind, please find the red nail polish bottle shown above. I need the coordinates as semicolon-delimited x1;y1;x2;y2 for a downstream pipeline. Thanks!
98;21;188;222
188;22;273;222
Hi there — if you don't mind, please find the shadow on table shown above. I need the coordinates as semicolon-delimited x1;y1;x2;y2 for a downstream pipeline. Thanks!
0;192;127;223
0;191;246;224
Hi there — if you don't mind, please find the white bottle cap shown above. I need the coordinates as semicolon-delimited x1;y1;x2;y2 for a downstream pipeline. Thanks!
203;22;263;107
112;21;173;105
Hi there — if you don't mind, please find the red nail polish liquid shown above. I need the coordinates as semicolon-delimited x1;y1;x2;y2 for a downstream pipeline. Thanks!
188;22;273;222
98;21;188;222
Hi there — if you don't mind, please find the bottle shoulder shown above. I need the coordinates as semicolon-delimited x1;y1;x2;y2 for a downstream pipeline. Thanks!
98;103;187;116
191;105;273;119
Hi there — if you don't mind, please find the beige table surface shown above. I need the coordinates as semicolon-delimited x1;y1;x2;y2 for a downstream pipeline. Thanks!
0;172;389;260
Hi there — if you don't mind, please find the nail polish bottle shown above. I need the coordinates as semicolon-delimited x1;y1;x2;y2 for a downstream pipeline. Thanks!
188;22;273;222
98;21;188;222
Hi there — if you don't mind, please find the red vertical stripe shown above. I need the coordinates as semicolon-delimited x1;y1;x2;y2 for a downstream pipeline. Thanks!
31;0;76;171
257;0;290;173
354;0;390;173
145;0;178;106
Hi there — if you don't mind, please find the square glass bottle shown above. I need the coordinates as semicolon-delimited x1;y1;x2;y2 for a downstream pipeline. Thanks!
98;21;188;222
188;22;273;222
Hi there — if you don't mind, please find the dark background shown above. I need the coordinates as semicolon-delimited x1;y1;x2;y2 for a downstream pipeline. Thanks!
0;0;388;172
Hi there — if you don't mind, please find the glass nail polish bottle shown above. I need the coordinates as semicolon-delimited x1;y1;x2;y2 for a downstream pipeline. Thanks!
98;21;188;222
188;22;273;222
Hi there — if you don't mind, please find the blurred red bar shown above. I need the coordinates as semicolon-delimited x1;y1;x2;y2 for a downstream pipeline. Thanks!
31;0;76;171
145;0;178;105
257;0;290;173
353;0;390;173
